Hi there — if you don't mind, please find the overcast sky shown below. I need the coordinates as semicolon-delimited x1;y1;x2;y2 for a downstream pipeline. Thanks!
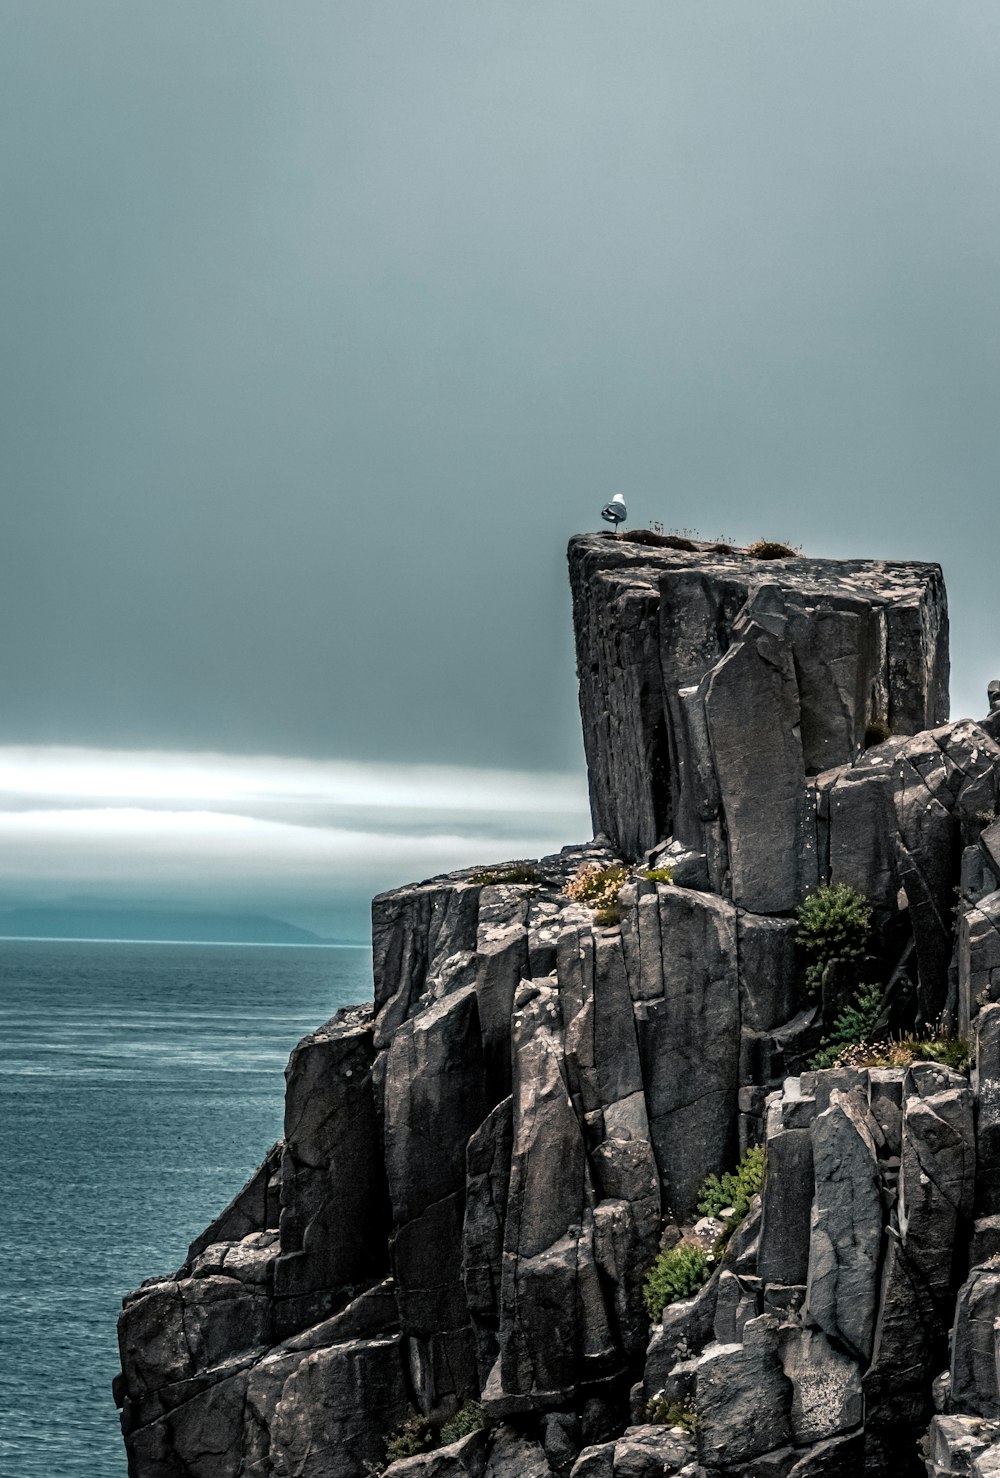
1;3;998;933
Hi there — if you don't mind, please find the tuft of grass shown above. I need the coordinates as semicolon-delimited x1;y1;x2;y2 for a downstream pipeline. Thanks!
864;718;893;749
439;1402;484;1446
744;539;800;560
385;1411;435;1464
640;866;674;885
795;883;874;997
470;864;542;886
622;530;696;551
645;1396;698;1432
696;1145;765;1237
642;1241;712;1321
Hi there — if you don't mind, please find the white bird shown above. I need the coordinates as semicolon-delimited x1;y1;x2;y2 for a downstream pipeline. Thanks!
601;492;627;531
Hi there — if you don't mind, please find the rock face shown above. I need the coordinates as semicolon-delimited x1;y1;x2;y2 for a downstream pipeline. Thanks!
116;536;1000;1478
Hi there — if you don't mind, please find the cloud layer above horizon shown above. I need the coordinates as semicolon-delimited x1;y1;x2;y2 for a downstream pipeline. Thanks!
0;746;592;935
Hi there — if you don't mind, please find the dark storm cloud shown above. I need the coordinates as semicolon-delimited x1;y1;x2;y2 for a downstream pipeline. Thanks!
1;1;998;775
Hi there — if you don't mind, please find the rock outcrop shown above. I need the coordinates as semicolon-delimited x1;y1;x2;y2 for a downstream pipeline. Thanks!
116;532;1000;1478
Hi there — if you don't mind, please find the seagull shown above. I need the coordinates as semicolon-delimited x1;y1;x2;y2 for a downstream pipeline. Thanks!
601;493;627;531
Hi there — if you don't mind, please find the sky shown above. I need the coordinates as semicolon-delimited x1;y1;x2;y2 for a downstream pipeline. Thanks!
1;2;998;937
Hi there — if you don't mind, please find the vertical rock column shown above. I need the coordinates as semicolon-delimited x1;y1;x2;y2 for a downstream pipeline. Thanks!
379;985;487;1414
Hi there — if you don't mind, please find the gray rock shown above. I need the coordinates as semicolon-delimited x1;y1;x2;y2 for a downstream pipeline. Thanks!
977;1006;1000;1216
483;1424;555;1477
963;899;1000;1043
568;535;948;863
777;1326;862;1444
383;1429;488;1477
493;982;617;1408
634;887;740;1217
784;1429;865;1476
951;1264;1000;1419
804;1089;883;1362
971;1217;1000;1269
694;1315;792;1467
864;1065;975;1469
924;1414;1000;1477
975;1441;1000;1478
372;878;481;1043
758;1122;813;1288
463;1099;513;1384
380;986;487;1409
183;1141;282;1268
117;1275;271;1397
274;1005;389;1337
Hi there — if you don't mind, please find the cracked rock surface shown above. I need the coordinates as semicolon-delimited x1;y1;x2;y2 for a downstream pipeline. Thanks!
116;537;1000;1477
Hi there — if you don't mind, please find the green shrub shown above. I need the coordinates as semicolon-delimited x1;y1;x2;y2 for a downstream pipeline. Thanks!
642;1241;712;1320
645;1396;698;1431
745;539;800;559
439;1402;484;1445
471;864;542;886
385;1410;435;1463
640;866;674;885
809;983;886;1069
696;1145;766;1230
795;883;874;996
864;718;892;748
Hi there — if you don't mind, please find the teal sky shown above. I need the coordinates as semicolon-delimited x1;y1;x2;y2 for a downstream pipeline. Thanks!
0;3;998;931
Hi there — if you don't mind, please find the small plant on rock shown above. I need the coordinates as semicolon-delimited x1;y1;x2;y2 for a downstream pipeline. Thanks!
864;718;893;748
645;1395;698;1431
642;1241;712;1321
744;539;800;560
639;865;674;885
470;864;542;886
809;983;887;1069
564;862;630;926
696;1145;765;1237
385;1410;435;1463
439;1402;485;1445
795;883;874;997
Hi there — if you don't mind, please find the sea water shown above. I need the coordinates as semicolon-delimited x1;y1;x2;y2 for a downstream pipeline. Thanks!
0;938;373;1478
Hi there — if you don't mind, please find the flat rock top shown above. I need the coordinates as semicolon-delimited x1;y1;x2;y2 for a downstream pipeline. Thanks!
568;532;944;606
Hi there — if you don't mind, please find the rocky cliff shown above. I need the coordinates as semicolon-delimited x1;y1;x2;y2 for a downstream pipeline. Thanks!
116;533;1000;1478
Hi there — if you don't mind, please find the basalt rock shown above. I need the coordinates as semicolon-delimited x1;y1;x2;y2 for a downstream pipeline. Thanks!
118;539;1000;1478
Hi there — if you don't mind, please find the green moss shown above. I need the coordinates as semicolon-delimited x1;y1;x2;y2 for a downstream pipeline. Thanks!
795;883;874;997
640;866;674;885
439;1402;484;1445
642;1241;712;1320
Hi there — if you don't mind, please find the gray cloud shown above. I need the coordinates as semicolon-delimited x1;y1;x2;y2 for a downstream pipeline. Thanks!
1;2;997;780
0;746;591;934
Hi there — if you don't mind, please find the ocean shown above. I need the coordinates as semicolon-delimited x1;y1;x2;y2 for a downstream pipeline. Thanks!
0;938;373;1478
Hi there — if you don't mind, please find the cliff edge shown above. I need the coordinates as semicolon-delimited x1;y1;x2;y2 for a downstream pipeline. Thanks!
115;534;1000;1478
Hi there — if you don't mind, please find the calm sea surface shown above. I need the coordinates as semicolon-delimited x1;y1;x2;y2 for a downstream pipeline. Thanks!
0;939;373;1478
